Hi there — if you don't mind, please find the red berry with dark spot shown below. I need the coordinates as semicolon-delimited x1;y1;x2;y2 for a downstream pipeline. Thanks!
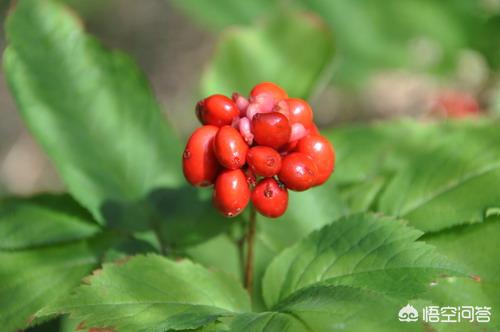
247;146;282;177
244;167;257;188
196;94;239;127
213;169;250;217
285;98;313;128
182;125;219;187
278;152;318;191
250;82;288;102
296;135;335;186
252;112;291;149
251;178;288;218
213;126;248;169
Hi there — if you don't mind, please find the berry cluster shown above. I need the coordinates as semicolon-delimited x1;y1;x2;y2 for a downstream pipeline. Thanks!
182;82;335;218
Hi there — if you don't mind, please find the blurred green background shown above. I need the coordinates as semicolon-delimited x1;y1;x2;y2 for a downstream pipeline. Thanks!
0;0;499;197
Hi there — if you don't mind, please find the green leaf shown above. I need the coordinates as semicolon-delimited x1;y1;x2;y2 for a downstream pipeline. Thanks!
39;254;250;332
379;120;500;232
263;213;460;309
186;234;241;280
4;0;183;226
337;176;385;212
423;217;500;329
230;285;422;332
202;12;335;99
0;239;103;331
421;277;499;331
0;194;100;250
424;216;500;283
149;186;230;248
327;119;500;232
325;120;436;185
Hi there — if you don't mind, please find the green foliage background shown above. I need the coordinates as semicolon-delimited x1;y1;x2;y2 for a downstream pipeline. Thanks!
0;0;499;331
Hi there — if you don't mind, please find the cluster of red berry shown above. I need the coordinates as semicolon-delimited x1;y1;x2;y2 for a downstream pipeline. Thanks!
182;82;335;218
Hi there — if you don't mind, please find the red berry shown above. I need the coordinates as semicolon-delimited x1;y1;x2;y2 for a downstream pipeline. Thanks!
307;123;320;136
252;178;288;218
213;126;248;169
252;112;291;149
296;135;335;186
244;168;257;188
213;169;250;217
286;98;313;127
182;125;219;187
250;82;288;102
279;140;298;154
196;94;239;126
278;152;318;191
247;146;282;177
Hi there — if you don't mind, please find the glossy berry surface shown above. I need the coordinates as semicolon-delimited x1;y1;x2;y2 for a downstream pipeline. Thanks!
307;123;320;136
252;112;291;150
182;125;219;187
250;82;288;102
247;146;282;177
296;135;335;185
278;152;318;191
213;169;250;217
183;82;337;219
251;178;288;218
213;126;248;169
286;98;313;127
196;94;239;127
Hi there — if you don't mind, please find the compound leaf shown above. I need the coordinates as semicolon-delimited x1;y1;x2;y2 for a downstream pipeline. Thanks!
39;254;250;332
263;213;461;309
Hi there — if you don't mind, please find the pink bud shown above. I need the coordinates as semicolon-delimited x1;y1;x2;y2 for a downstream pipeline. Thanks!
246;103;264;120
238;117;254;145
232;92;249;117
251;93;276;113
290;123;307;142
273;100;290;120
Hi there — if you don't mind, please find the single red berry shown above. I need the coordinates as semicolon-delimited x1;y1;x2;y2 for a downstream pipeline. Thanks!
213;169;250;217
307;123;320;136
196;94;239;126
296;135;335;186
285;98;313;128
182;125;219;186
247;146;282;177
250;82;288;102
278;152;318;191
252;112;291;149
213;126;248;169
252;178;288;218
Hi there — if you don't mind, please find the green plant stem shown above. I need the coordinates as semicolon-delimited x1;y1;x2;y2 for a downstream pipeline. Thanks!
244;206;257;295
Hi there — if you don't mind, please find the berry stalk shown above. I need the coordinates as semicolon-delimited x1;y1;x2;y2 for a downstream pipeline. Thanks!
244;205;257;295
